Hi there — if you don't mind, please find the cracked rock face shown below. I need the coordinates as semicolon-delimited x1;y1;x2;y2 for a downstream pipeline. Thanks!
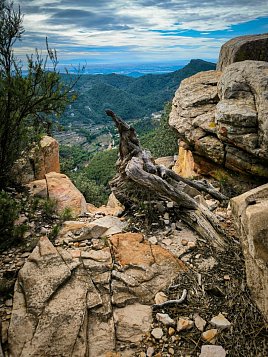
169;60;268;178
8;234;185;356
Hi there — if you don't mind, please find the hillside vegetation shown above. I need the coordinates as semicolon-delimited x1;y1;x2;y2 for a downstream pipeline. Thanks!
60;59;216;126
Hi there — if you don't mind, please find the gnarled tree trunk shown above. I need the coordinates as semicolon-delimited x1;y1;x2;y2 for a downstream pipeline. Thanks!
106;110;227;251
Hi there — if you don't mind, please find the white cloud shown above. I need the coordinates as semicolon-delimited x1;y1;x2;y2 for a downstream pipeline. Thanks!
13;0;268;63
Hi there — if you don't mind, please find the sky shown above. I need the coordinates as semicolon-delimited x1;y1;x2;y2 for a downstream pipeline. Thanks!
13;0;268;67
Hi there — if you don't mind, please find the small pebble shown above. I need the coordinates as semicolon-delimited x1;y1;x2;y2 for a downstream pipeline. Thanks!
148;236;158;245
168;347;175;355
20;252;30;258
155;292;167;304
168;327;175;336
151;327;163;339
5;299;13;307
187;241;196;249
177;317;194;332
40;227;48;234
202;329;218;343
210;313;231;330
146;346;154;357
156;313;175;326
164;212;169;220
199;345;226;357
194;314;206;332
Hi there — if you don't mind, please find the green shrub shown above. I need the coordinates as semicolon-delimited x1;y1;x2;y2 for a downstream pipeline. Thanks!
42;198;58;218
59;207;73;221
72;173;109;206
140;102;178;158
0;191;21;250
48;224;60;242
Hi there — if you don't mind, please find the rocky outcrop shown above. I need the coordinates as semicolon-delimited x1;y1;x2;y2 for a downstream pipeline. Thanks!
8;232;185;356
230;184;268;320
12;135;60;185
217;33;268;71
35;136;60;179
169;60;268;178
27;172;87;217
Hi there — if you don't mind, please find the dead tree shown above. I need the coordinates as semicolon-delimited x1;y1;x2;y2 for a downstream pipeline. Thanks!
106;110;228;251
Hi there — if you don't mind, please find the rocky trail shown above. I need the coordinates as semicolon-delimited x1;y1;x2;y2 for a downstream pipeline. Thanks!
1;190;267;357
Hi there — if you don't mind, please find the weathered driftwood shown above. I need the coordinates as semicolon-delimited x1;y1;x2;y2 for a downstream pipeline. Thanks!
106;110;227;250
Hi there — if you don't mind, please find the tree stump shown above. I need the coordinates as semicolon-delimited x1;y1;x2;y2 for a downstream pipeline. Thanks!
106;110;227;250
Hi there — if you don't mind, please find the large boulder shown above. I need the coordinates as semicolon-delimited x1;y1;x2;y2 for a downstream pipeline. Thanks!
46;172;87;217
26;173;89;218
169;70;221;145
217;33;268;71
169;70;224;166
169;60;268;178
230;184;268;320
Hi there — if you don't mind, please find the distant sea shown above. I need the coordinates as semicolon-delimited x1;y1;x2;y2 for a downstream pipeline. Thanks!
56;61;189;77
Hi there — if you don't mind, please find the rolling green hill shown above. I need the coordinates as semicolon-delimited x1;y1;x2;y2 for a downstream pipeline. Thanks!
60;59;216;126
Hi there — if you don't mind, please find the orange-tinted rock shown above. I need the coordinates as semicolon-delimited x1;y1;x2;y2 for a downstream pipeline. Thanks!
12;136;60;185
87;193;125;217
110;233;154;266
45;172;87;217
109;233;186;303
173;143;198;178
106;193;125;216
110;232;184;268
35;136;60;179
202;329;218;343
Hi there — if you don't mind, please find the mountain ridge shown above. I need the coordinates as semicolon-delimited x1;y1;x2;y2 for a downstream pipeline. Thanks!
60;59;216;126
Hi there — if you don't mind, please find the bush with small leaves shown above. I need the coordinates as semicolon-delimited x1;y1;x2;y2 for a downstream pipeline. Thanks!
0;191;21;250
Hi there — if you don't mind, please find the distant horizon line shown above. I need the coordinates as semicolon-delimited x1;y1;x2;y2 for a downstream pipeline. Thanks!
56;58;217;67
21;58;217;77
